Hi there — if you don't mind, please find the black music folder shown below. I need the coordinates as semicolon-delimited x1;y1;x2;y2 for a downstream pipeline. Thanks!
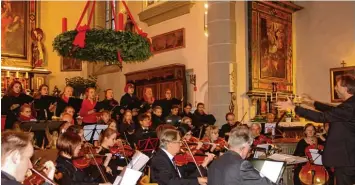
20;120;65;131
250;159;286;184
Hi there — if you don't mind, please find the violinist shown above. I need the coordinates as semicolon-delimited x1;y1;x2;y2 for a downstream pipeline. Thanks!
293;123;323;185
1;130;56;185
1;81;33;129
200;126;228;156
55;131;111;185
219;113;238;140
150;129;209;185
119;83;140;111
178;124;203;155
55;86;73;117
79;87;98;125
250;122;272;146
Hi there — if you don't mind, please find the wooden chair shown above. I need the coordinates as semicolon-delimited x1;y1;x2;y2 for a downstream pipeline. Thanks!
138;167;158;185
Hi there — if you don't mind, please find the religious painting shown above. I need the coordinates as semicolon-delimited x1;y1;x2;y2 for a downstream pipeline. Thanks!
330;66;355;102
61;57;82;71
1;1;38;68
151;28;185;54
247;1;302;95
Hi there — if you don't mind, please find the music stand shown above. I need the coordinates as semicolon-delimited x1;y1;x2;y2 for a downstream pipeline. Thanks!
137;138;159;153
250;159;286;184
309;149;323;165
20;120;65;132
83;124;108;143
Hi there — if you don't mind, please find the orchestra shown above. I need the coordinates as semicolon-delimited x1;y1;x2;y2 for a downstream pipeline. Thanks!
1;76;355;185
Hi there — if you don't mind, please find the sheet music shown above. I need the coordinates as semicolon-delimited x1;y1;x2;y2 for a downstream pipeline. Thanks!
127;151;150;171
267;153;308;165
260;161;284;183
309;149;322;165
119;168;142;185
83;124;108;141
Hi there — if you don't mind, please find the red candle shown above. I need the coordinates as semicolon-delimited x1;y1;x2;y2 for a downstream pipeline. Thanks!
62;17;67;33
118;13;124;31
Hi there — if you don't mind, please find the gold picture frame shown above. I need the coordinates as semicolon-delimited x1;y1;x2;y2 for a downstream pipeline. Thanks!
330;66;355;102
1;1;39;68
247;1;302;95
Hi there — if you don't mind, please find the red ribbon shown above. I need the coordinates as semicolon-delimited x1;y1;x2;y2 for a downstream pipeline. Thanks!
73;25;90;48
117;51;123;64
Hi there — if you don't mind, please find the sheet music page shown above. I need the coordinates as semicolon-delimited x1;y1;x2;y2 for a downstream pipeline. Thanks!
309;149;322;165
127;151;150;171
267;153;307;164
113;176;122;185
260;161;284;183
119;168;142;185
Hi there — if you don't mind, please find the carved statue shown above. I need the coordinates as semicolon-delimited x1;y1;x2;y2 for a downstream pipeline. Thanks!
45;127;58;149
31;28;45;68
52;85;61;97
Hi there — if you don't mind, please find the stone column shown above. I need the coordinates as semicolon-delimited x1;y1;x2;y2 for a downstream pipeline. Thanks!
208;2;236;126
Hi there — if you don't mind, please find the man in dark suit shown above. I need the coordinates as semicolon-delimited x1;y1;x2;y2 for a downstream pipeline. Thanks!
208;126;275;185
1;131;56;185
150;129;213;185
276;74;355;185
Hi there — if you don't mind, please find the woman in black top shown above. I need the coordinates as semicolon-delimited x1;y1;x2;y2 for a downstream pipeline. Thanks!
97;128;127;183
55;132;110;185
293;123;323;185
1;81;33;129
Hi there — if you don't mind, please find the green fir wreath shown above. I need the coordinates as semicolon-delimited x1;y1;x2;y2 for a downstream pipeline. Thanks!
53;29;153;65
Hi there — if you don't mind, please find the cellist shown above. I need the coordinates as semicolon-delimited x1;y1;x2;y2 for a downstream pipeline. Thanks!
293;123;323;185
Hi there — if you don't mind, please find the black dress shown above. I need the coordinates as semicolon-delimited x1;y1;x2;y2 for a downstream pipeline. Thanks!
1;93;33;129
97;147;127;183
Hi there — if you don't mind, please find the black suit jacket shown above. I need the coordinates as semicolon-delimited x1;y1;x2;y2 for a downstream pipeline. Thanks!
295;96;355;167
208;151;275;185
150;149;201;185
1;171;22;185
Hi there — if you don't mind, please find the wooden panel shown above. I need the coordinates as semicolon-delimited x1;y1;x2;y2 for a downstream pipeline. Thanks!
175;80;183;100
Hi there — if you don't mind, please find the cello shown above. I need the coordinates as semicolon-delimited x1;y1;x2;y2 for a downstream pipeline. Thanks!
299;140;329;185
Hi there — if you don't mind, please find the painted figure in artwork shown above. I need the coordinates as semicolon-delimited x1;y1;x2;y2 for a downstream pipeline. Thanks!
260;19;287;79
1;1;25;54
31;28;45;68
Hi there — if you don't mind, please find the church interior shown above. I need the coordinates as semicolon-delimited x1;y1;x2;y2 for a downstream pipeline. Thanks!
1;1;355;185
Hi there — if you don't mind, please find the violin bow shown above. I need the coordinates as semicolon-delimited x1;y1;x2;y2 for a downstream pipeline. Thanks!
182;140;204;177
31;168;58;185
240;112;247;123
87;144;110;183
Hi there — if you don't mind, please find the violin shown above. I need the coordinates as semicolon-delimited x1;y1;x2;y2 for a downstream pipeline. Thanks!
72;145;104;169
299;142;329;185
110;140;135;158
23;162;58;185
175;153;207;166
180;136;203;155
200;137;228;152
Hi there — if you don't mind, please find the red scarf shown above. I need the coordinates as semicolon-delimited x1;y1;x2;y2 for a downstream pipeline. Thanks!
18;115;35;121
62;95;69;103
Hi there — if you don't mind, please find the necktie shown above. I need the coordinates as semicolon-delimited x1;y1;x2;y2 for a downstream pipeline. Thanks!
172;157;182;178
